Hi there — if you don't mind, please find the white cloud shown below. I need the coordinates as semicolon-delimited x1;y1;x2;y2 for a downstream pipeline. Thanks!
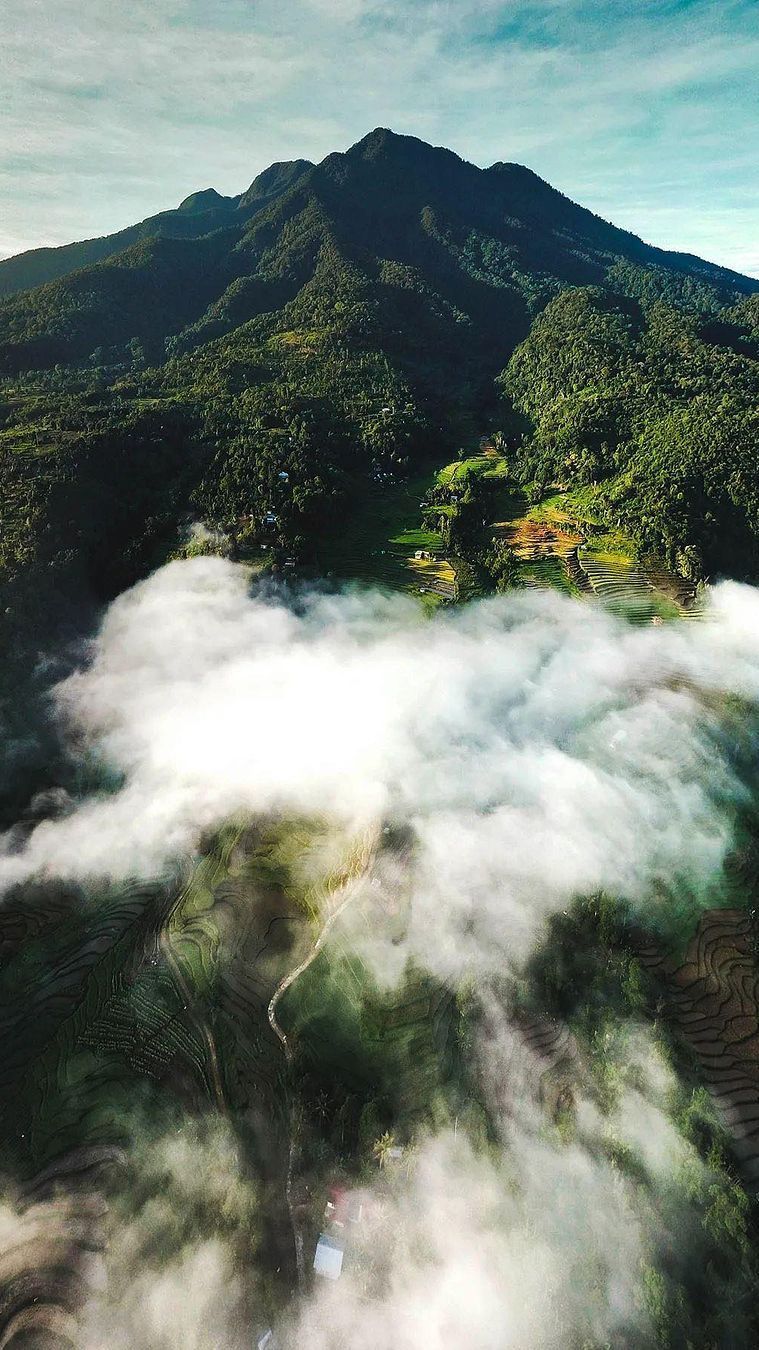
3;559;759;981
3;557;755;1344
80;1121;253;1349
284;1015;714;1350
71;1004;719;1350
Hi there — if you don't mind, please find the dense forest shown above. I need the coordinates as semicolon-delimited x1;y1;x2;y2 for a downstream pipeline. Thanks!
504;288;759;579
1;127;757;638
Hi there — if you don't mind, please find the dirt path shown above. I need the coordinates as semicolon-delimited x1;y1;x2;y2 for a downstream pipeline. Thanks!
266;833;376;1288
267;878;365;1065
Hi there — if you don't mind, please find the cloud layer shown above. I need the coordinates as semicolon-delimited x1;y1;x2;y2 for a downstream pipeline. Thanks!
285;1025;701;1350
75;1011;729;1350
4;557;759;976
4;557;759;1346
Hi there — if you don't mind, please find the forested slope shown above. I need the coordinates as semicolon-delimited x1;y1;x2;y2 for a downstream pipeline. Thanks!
1;126;757;641
502;288;759;578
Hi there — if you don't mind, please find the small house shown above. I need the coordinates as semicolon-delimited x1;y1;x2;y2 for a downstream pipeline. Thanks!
314;1233;344;1280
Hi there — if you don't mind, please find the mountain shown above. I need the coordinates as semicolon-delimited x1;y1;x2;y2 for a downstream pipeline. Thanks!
1;127;758;638
2;129;755;373
0;159;315;301
4;131;759;1350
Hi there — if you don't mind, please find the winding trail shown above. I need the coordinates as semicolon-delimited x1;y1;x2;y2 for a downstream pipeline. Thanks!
266;833;375;1289
267;879;365;1065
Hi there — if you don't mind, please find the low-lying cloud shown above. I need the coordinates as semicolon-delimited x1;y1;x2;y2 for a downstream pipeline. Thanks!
285;1006;740;1350
5;557;759;1346
80;1123;253;1350
3;557;759;973
74;1013;729;1350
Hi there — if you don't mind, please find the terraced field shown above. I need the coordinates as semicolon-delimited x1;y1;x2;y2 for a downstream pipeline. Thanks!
436;451;509;487
492;487;707;619
326;457;704;620
360;975;458;1122
0;880;179;1152
323;471;456;604
0;1145;124;1350
0;878;184;1348
635;909;759;1192
575;549;684;624
501;1012;582;1121
0;823;379;1339
493;512;585;595
571;548;712;623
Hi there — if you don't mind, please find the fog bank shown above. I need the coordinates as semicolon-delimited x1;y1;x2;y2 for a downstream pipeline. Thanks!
2;558;759;972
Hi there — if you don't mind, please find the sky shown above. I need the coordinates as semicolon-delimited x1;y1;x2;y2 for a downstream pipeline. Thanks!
2;0;758;276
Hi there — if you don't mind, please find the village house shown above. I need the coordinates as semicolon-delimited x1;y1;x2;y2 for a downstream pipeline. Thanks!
313;1232;344;1280
313;1185;363;1280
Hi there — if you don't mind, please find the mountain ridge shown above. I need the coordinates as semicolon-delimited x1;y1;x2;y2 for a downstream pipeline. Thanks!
1;129;755;303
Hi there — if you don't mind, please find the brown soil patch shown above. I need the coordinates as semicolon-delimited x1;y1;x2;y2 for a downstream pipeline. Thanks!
493;518;584;560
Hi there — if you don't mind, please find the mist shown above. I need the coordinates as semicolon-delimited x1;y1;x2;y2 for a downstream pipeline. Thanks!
74;1012;736;1350
2;556;759;971
3;555;759;1346
284;1022;698;1350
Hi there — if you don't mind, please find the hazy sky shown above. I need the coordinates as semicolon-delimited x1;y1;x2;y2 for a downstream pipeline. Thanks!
3;0;758;275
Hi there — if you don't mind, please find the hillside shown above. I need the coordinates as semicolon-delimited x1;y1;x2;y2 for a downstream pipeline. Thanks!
1;127;758;643
0;159;314;300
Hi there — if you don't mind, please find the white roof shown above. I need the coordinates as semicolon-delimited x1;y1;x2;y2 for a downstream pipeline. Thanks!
313;1234;344;1280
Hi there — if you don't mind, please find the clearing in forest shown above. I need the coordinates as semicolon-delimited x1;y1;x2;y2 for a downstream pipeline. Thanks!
322;470;456;606
494;486;705;619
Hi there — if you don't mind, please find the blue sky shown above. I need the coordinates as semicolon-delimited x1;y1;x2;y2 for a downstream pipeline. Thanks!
3;0;758;275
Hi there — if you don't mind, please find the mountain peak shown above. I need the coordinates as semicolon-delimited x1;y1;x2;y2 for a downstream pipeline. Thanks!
345;127;467;169
177;187;230;213
348;126;400;156
313;127;478;203
238;159;314;211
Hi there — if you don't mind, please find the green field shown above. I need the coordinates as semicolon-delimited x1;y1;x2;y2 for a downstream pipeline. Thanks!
322;470;454;608
322;457;702;622
436;452;509;487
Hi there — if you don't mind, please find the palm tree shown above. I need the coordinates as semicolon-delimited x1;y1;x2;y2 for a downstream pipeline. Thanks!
372;1130;396;1169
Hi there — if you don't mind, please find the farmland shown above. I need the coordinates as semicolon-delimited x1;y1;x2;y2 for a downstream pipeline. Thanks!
322;470;456;606
491;482;706;620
